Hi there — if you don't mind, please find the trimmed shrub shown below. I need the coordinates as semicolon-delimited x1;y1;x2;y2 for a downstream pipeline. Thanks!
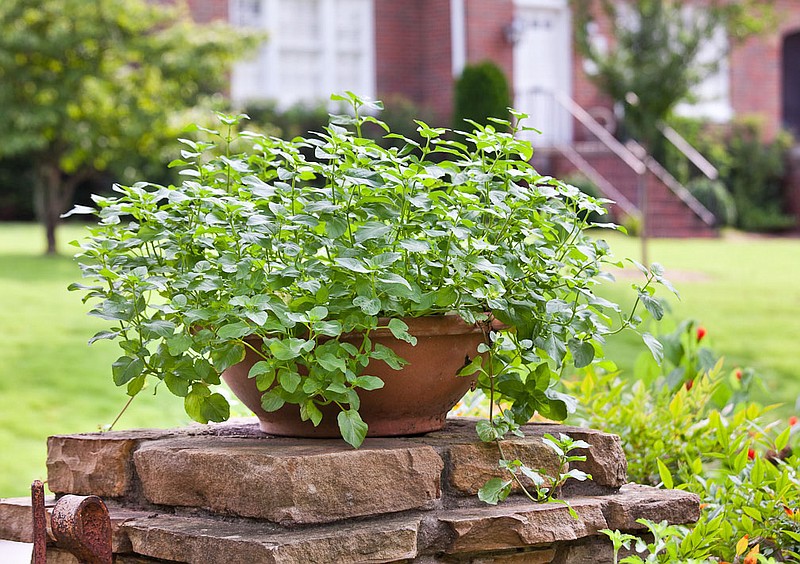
453;61;511;129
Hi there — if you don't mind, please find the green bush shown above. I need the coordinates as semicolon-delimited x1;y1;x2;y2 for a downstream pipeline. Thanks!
686;177;737;227
0;156;36;220
568;320;800;562
664;117;795;232
362;94;440;148
243;100;329;140
724;120;795;232
453;61;511;129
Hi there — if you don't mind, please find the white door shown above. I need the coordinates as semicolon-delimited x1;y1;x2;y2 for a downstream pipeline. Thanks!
512;0;572;146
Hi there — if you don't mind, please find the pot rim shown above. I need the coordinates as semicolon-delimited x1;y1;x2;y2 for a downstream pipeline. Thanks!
241;312;505;344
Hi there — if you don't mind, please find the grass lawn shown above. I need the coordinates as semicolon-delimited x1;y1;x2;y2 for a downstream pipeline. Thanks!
0;223;190;497
597;230;800;416
0;222;798;497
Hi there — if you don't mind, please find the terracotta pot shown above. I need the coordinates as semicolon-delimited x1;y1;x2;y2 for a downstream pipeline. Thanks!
221;315;491;437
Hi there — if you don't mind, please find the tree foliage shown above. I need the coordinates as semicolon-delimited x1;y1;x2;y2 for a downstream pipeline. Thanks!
0;0;258;253
571;0;774;152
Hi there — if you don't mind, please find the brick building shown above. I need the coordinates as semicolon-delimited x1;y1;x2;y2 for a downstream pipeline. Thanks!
186;0;800;235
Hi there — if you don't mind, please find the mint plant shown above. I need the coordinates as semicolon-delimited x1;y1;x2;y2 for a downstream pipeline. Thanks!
69;92;668;449
478;428;591;518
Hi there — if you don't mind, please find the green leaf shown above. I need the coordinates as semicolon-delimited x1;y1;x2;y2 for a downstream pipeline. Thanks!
112;356;144;386
354;222;392;242
477;478;512;505
377;273;413;292
657;459;674;489
211;342;246;372
260;391;286;412
249;361;276;390
88;330;121;345
741;506;762;522
301;400;323;426
316;352;347;373
337;409;369;448
775;425;791;452
278;369;301;393
184;393;204;423
519;465;546;487
387;318;417;345
642;333;664;365
458;354;483;376
269;338;312;361
142;319;177;338
370;343;407;370
312;320;342;337
476;419;500;442
568;339;595;368
126;375;146;396
248;360;271;379
216;321;251;340
640;294;664;321
335;257;371;273
164;372;190;397
353;296;381;316
201;393;230;422
166;334;193;356
353;375;384;391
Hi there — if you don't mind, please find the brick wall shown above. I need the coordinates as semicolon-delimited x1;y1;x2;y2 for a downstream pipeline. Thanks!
375;0;514;126
730;0;800;140
420;0;454;122
184;0;228;23
374;1;425;111
375;0;453;124
464;0;513;84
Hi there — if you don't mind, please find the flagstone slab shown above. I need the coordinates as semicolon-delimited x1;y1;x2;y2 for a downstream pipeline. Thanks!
134;437;443;524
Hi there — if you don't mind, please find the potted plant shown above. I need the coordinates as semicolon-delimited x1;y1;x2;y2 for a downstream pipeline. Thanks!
68;92;668;448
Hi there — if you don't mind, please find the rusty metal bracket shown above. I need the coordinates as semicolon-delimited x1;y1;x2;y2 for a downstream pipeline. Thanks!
31;481;113;564
31;481;47;564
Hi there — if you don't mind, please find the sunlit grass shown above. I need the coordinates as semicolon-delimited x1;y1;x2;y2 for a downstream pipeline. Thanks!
0;222;190;497
597;230;800;415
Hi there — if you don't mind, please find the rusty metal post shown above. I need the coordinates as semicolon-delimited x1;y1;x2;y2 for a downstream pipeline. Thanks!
51;495;113;564
31;480;47;564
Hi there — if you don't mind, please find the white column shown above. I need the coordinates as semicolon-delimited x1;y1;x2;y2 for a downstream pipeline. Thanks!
450;0;466;77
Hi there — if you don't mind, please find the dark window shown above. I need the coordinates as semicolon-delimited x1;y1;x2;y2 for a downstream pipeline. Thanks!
782;31;800;135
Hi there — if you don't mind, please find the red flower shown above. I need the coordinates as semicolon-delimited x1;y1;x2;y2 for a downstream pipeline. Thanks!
785;505;795;517
685;379;694;391
747;448;756;460
735;368;743;381
790;416;798;427
696;326;706;342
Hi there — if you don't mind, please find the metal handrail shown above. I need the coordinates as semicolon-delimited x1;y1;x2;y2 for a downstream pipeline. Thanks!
549;90;717;227
553;92;647;175
625;138;717;227
658;122;719;180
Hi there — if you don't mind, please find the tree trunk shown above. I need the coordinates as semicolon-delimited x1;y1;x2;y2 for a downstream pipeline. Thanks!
37;161;82;255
